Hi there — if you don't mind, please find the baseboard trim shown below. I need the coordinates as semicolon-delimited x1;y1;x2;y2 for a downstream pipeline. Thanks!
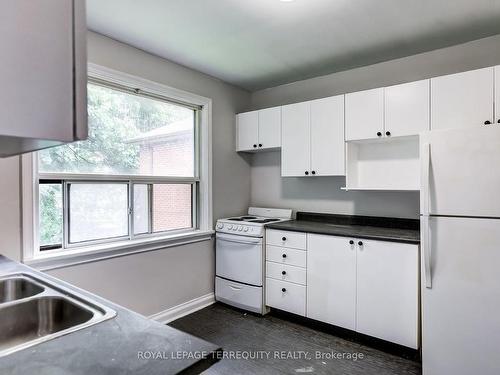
148;293;215;324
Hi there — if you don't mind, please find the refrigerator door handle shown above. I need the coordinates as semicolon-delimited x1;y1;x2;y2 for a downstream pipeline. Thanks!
421;142;432;288
421;142;430;216
422;215;432;289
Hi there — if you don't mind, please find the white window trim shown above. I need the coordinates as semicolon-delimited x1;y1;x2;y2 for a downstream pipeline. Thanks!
22;63;213;270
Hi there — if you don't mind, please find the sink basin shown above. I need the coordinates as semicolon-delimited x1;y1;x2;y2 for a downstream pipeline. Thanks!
0;273;116;357
0;297;93;352
0;277;44;303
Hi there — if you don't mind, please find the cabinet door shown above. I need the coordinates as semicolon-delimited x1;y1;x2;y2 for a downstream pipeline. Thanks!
495;66;500;124
307;234;356;330
431;67;494;130
236;111;258;151
356;239;419;348
345;88;384;141
281;102;310;177
258;107;281;149
310;96;345;176
0;0;76;141
385;80;430;137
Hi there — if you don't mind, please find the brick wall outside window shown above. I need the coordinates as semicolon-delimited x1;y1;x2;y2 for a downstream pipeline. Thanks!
138;131;193;232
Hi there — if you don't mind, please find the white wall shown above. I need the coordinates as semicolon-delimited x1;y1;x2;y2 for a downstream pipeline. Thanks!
251;152;419;219
0;31;252;317
49;240;214;316
251;34;500;108
0;157;21;262
249;34;500;219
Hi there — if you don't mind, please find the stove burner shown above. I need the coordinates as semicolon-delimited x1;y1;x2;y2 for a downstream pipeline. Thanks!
228;216;258;221
248;218;281;223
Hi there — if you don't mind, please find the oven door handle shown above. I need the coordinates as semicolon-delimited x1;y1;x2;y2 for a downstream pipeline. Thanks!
216;233;262;245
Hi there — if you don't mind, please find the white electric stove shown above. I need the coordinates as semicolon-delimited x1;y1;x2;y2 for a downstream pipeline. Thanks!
215;207;292;314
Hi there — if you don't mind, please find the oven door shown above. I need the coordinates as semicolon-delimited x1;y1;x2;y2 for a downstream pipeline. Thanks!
216;232;263;286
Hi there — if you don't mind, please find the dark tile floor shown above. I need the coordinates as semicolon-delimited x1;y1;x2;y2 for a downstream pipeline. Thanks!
169;303;421;375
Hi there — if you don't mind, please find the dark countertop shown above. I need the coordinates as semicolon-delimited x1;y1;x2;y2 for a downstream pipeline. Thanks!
0;256;220;375
266;212;420;244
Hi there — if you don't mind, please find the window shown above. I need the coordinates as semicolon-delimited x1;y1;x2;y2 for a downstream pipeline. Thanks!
23;65;212;263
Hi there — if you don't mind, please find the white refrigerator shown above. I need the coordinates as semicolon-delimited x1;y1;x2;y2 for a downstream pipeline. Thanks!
420;126;500;375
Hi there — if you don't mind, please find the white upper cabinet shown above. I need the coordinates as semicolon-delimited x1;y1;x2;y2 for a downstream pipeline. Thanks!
431;67;494;130
236;111;259;151
495;66;500;124
282;96;345;177
345;88;384;141
258;107;281;149
307;234;356;330
310;95;345;176
0;0;87;157
385;80;430;137
236;107;281;152
356;239;419;349
346;82;429;142
281;102;310;176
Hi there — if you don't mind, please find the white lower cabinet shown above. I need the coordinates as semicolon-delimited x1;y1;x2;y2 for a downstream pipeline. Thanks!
307;234;356;330
266;230;307;316
265;228;419;349
266;278;306;316
356;239;419;349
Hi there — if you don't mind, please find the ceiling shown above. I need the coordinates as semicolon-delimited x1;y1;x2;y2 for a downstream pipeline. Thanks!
87;0;500;91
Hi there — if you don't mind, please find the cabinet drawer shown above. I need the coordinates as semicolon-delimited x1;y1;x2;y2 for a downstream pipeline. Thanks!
266;230;306;250
266;246;306;268
266;262;307;285
266;278;306;316
215;277;263;314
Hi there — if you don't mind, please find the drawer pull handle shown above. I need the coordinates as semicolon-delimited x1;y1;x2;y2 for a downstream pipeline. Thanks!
282;237;287;241
281;288;286;293
358;241;363;246
349;240;354;245
282;271;286;275
282;254;287;258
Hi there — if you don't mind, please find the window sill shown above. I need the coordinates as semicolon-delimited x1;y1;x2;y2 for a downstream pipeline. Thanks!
24;229;214;271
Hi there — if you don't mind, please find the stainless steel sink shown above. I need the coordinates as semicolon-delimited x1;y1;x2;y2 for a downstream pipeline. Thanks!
0;297;94;352
0;277;43;303
0;273;116;357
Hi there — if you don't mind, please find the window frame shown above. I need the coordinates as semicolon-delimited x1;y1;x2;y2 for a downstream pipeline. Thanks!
22;63;213;269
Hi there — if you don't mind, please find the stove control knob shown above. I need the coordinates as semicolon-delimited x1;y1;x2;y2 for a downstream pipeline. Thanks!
216;223;224;229
243;227;249;232
238;226;243;231
233;226;237;231
228;225;233;230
